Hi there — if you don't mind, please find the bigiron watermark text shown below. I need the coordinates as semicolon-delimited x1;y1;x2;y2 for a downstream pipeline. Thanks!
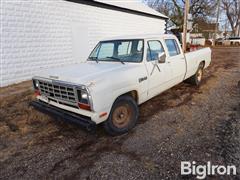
181;161;237;179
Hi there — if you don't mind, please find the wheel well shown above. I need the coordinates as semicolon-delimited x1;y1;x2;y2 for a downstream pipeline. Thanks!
120;90;138;104
200;61;205;68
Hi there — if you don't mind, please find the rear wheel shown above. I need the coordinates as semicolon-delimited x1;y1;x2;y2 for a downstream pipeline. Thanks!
186;63;204;86
104;95;139;136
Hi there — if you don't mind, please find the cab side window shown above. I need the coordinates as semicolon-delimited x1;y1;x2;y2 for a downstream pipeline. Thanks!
147;40;164;61
165;39;180;57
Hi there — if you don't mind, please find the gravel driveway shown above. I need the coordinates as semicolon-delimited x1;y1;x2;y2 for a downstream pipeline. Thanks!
0;47;239;179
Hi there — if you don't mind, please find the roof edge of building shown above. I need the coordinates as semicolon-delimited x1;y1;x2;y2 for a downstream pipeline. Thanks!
65;0;169;20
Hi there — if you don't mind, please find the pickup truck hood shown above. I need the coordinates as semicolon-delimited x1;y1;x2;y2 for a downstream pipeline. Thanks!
36;61;136;86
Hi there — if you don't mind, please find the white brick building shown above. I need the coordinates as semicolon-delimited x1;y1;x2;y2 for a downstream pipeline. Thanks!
0;0;168;87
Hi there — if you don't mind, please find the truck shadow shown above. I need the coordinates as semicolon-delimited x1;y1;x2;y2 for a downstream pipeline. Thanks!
138;80;207;125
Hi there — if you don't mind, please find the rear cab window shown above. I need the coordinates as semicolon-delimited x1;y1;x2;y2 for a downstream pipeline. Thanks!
147;40;165;61
165;39;181;57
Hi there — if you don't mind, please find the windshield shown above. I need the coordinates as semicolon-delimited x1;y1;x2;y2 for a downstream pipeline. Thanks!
88;39;144;63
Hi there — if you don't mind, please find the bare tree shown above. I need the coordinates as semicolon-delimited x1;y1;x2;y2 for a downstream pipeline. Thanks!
144;0;217;30
144;0;183;28
222;0;240;36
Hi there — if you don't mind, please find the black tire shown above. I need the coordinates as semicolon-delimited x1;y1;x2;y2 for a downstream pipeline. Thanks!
104;95;139;136
186;63;204;86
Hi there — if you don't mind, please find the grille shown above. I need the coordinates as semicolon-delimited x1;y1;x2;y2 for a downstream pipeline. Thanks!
38;80;77;103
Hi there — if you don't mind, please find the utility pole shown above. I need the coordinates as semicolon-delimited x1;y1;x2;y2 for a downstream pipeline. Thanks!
182;0;190;52
213;0;221;46
224;20;227;39
238;19;240;36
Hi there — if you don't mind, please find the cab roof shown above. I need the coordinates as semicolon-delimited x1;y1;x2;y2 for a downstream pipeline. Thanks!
102;34;177;41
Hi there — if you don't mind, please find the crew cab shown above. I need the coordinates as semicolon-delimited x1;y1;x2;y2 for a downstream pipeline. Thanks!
31;34;211;135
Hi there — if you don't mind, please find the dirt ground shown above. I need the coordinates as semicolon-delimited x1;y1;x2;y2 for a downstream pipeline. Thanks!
0;47;240;180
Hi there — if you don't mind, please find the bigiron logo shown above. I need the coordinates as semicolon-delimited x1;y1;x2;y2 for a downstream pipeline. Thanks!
181;161;237;179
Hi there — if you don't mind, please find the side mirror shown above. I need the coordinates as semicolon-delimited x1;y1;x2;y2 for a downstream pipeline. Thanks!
158;52;166;63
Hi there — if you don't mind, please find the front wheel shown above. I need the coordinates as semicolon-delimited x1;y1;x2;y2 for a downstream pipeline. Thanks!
104;95;139;136
186;63;204;86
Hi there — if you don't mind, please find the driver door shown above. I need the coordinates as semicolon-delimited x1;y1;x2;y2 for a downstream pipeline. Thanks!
145;40;172;98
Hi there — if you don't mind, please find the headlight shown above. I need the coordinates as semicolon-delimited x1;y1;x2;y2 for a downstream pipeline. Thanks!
35;81;39;88
81;92;88;99
77;86;92;111
33;79;39;90
32;79;41;96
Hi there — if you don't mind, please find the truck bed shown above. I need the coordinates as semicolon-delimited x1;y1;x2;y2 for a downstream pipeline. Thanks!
184;47;211;80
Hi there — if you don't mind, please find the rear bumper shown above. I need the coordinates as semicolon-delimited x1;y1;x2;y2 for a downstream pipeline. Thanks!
30;100;96;131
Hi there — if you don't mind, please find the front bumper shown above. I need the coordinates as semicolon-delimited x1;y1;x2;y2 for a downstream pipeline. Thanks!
30;100;96;131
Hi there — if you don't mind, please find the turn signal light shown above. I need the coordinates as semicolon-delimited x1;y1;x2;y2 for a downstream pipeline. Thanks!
99;112;107;118
78;102;91;111
34;90;41;96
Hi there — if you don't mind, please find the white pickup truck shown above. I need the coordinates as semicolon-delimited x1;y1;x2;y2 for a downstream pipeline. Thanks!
31;34;211;135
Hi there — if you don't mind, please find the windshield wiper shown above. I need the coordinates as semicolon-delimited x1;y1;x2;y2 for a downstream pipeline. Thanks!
106;57;125;64
88;57;99;63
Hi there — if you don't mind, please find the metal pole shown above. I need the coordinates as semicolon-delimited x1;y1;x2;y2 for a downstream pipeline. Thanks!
182;0;189;52
238;20;240;36
213;0;220;46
